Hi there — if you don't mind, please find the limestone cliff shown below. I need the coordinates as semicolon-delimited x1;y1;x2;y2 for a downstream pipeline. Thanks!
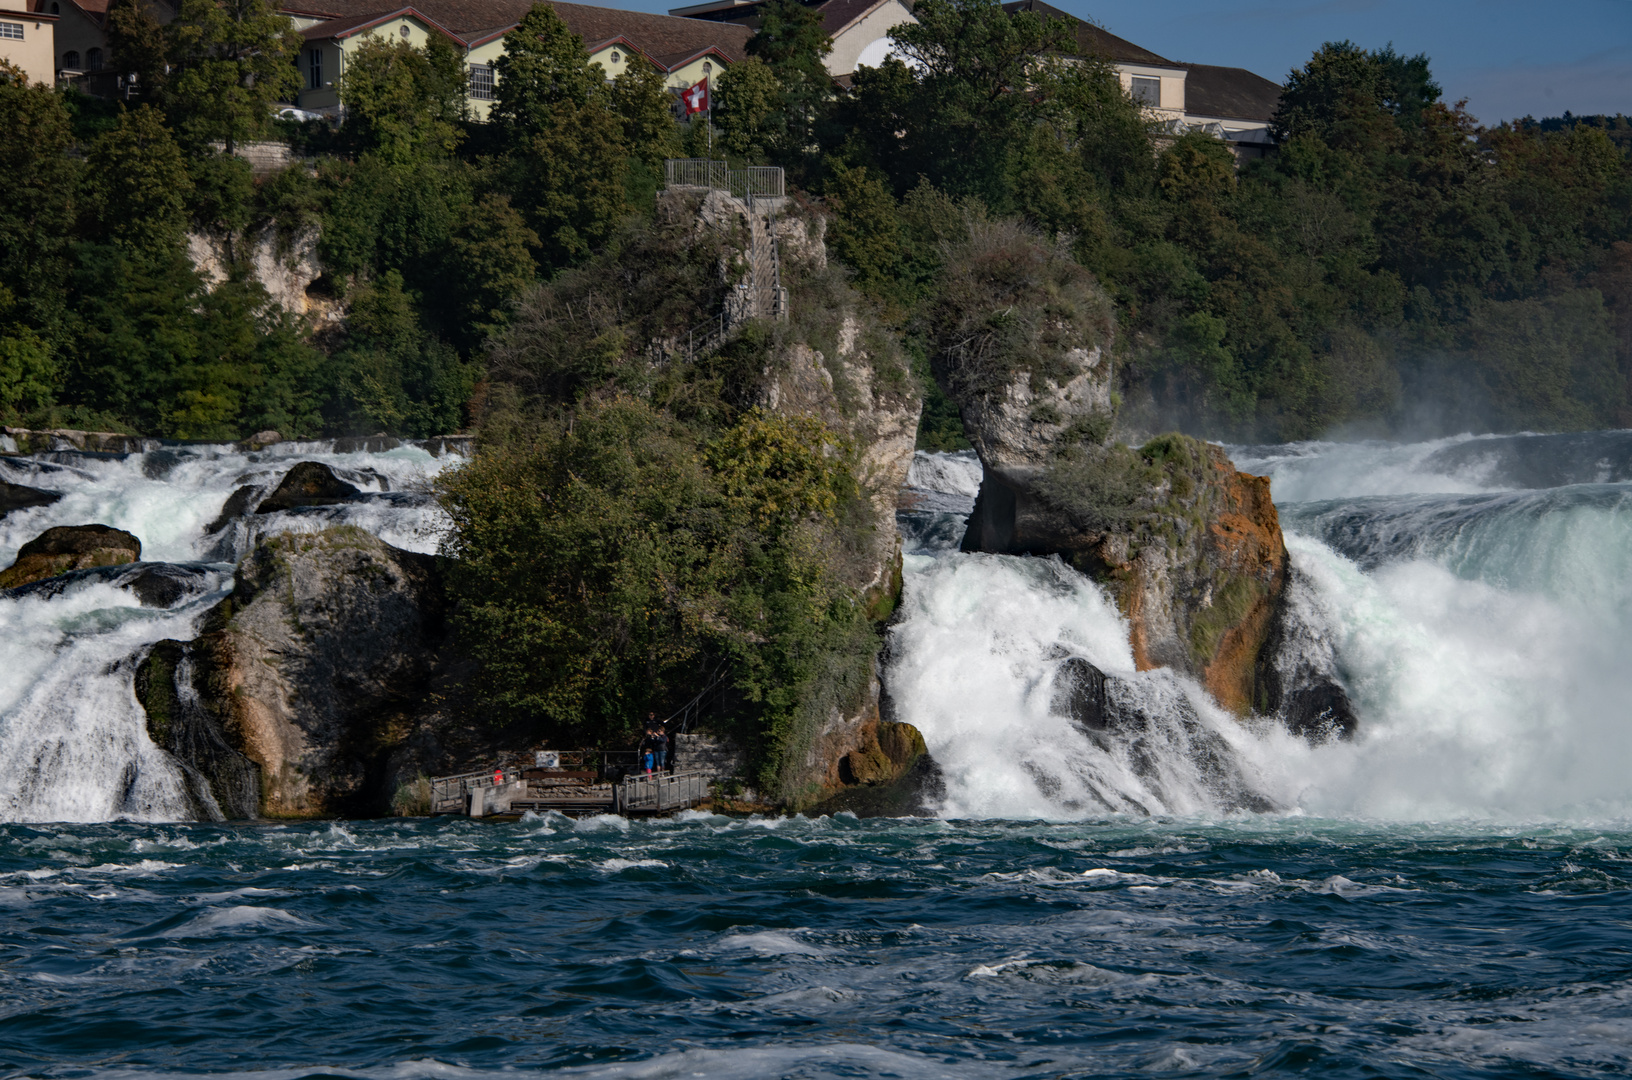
137;526;501;818
929;221;1320;721
666;189;930;809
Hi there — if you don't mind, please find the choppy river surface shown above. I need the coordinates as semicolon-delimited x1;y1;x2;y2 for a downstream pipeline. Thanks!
3;815;1630;1079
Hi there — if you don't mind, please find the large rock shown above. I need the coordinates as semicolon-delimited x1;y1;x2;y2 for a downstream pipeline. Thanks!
2;426;146;455
255;461;362;513
925;223;1294;716
148;528;453;817
0;524;141;589
0;480;60;518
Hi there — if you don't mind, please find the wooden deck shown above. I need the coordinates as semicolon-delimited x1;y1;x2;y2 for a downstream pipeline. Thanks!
429;764;710;818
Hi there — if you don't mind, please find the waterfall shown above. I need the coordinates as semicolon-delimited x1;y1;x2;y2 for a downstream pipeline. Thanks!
890;433;1632;823
0;440;462;823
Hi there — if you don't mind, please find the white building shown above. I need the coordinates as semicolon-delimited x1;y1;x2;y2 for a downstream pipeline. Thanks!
672;0;1282;158
281;0;751;120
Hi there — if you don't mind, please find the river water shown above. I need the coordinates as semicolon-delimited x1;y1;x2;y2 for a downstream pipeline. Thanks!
1;432;1630;1076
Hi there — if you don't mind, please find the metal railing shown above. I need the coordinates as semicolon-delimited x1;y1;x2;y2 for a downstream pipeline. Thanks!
429;767;518;812
665;159;785;199
615;770;711;813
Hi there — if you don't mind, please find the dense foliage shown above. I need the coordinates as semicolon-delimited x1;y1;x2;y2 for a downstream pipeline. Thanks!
3;0;1629;774
438;203;888;797
0;1;679;437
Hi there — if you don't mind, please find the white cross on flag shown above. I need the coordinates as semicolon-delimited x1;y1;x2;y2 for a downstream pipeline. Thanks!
683;76;709;116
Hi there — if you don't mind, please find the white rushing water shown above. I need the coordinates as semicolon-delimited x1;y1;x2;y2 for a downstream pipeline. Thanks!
891;433;1632;823
0;441;462;822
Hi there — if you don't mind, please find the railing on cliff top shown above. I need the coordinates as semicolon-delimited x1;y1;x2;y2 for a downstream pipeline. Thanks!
664;159;785;200
659;159;788;362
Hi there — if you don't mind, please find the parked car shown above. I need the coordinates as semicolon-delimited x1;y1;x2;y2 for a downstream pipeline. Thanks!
275;106;326;123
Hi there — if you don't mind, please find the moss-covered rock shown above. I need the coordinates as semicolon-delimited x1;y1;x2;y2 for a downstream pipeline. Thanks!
0;524;141;589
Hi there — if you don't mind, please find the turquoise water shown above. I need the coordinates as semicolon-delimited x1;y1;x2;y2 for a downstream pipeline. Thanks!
4;814;1629;1078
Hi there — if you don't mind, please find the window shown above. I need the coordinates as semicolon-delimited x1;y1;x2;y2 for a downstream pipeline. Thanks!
702;61;712;74
87;48;103;71
469;63;495;100
1131;76;1160;106
399;24;409;37
62;49;80;69
50;2;59;13
610;50;620;64
308;48;322;89
0;21;22;40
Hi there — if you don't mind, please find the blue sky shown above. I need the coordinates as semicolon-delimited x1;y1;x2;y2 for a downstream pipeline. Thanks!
621;0;1630;125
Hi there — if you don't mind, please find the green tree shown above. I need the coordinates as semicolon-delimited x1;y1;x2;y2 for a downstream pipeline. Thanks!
745;0;833;165
84;106;193;257
338;35;465;164
105;0;171;100
442;194;539;347
164;0;302;152
0;286;57;422
859;0;1072;204
0;64;78;341
607;58;679;171
491;4;628;268
490;3;599;142
823;162;903;298
715;56;782;161
330;270;476;436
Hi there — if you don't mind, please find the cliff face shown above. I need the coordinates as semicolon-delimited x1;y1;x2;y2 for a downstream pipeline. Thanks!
704;194;929;809
928;223;1296;716
137;526;490;818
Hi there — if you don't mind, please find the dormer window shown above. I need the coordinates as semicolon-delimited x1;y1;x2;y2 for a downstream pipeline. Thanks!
1131;76;1160;106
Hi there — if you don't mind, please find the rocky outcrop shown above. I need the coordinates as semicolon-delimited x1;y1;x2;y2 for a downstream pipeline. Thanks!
963;439;1290;716
254;461;362;513
1048;655;1277;813
2;427;147;455
135;640;262;820
0;480;59;518
927;222;1327;721
188;225;331;323
142;527;473;817
0;524;142;589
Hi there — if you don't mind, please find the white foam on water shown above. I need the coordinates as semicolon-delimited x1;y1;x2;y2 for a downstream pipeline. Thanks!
886;551;1285;819
1254;534;1632;820
890;436;1632;825
159;905;318;937
0;441;465;823
905;448;983;499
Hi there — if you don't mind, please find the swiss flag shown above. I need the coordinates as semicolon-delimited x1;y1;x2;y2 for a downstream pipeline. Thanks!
683;76;709;116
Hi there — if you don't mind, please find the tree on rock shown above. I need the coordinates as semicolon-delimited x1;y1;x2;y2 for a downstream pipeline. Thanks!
163;0;302;153
492;4;627;270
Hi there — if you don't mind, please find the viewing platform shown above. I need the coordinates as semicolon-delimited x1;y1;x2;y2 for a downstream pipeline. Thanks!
429;753;712;819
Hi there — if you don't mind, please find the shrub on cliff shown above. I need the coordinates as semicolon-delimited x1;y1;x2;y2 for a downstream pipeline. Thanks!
923;217;1116;410
439;395;871;769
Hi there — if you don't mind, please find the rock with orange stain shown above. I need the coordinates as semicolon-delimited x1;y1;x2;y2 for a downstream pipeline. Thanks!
962;435;1291;717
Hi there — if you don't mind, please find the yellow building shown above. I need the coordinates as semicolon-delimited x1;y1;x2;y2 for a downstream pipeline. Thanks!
283;0;750;120
0;4;59;86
